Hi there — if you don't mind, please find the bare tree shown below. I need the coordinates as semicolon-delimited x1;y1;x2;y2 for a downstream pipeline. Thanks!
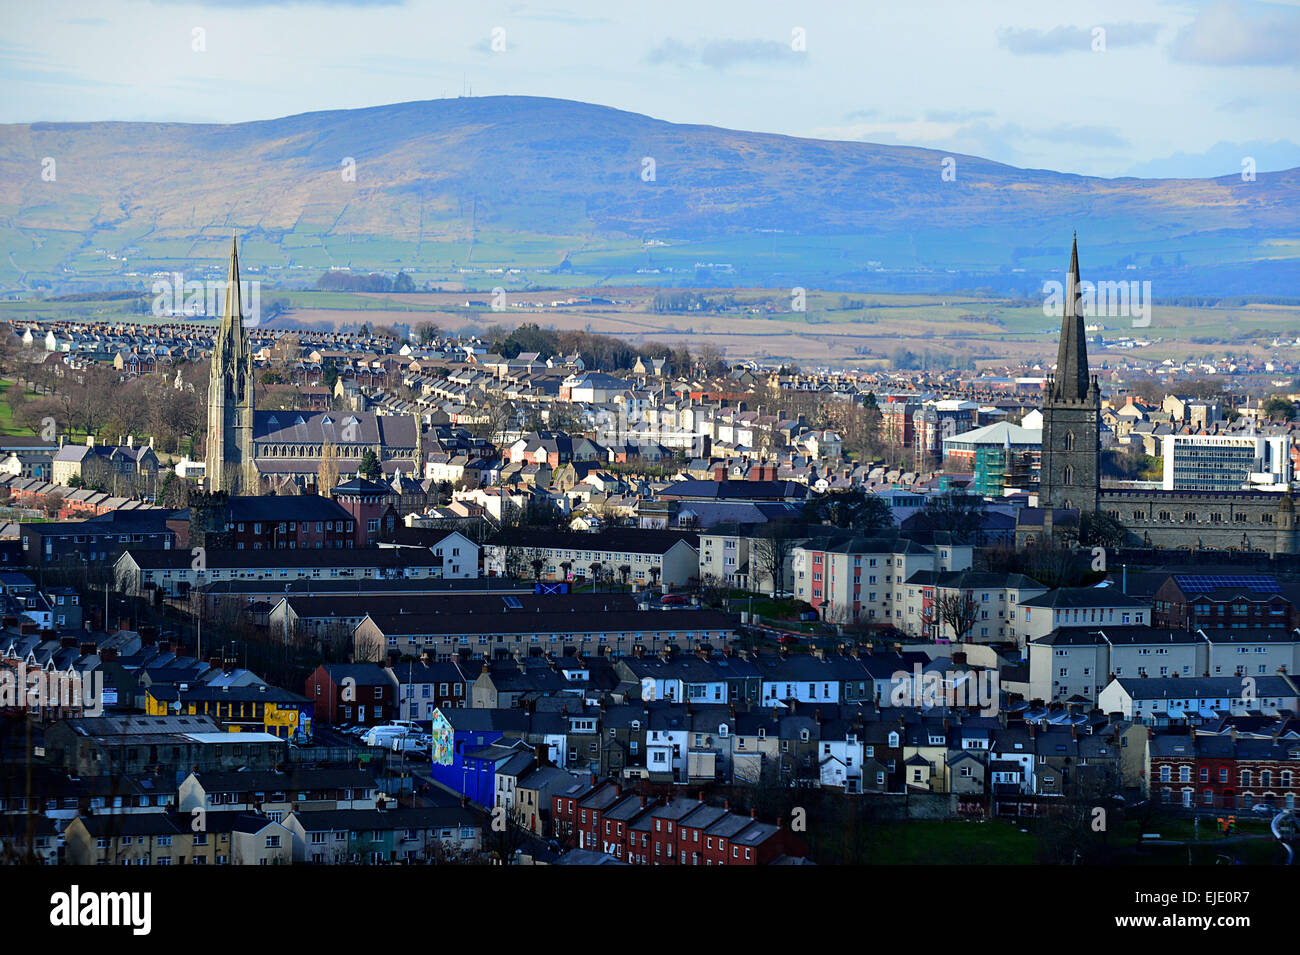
318;439;340;495
483;803;534;865
935;590;978;642
525;547;547;581
910;491;986;544
498;541;530;580
750;522;801;596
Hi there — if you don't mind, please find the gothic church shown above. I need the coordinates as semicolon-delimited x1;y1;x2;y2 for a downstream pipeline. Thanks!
1039;236;1297;555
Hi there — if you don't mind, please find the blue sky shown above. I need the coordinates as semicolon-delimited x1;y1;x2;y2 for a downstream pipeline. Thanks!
4;0;1298;178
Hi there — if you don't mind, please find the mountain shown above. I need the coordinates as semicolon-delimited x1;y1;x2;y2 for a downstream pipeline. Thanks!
1;96;1297;295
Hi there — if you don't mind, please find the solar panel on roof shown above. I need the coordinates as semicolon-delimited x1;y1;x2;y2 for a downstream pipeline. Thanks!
1174;574;1279;593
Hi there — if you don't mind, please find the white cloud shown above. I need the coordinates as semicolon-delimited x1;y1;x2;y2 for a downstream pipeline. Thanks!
1169;0;1300;67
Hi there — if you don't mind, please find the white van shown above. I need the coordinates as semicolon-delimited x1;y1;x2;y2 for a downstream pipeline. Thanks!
363;725;415;747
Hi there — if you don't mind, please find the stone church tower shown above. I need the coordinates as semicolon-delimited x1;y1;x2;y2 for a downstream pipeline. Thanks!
205;236;258;494
1039;234;1100;512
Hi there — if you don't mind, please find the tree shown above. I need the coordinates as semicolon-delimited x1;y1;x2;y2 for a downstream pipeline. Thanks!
527;548;547;581
495;541;530;580
696;573;729;609
1263;396;1296;421
934;590;978;642
751;521;803;596
270;332;300;367
826;399;884;461
521;495;563;529
1078;510;1127;549
1035;763;1126;864
910;491;986;544
0;326;24;379
357;449;381;481
1023;537;1086;589
803;488;894;533
34;493;63;519
318;439;340;494
471;395;514;447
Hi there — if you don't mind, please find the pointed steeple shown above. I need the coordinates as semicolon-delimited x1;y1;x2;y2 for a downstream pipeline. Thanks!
213;234;249;376
206;234;257;494
222;234;243;329
1053;231;1091;402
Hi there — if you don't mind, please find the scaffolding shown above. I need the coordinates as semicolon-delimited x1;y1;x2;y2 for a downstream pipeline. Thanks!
974;447;1032;498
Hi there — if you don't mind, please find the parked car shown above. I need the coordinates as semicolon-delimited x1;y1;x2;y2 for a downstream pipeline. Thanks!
363;725;413;747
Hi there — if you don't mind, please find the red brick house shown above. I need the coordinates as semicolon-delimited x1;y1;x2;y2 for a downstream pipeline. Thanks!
304;663;396;726
552;779;805;865
1149;731;1300;811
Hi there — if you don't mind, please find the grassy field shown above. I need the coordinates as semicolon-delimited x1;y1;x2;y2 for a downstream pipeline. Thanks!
861;820;1040;864
855;813;1289;866
0;379;35;435
4;285;1299;371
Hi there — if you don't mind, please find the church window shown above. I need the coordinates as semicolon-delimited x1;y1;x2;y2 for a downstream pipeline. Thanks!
1210;513;1223;523
1064;431;1075;451
1062;466;1073;485
1159;511;1171;522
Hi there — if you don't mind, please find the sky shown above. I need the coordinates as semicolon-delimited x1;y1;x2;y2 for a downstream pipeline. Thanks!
3;0;1299;178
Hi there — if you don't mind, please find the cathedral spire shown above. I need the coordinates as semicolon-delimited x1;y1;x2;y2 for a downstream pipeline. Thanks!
1053;231;1091;402
223;234;242;327
206;234;257;494
217;234;247;358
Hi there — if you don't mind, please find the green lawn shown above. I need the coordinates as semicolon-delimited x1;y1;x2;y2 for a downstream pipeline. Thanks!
0;379;36;435
861;820;1040;865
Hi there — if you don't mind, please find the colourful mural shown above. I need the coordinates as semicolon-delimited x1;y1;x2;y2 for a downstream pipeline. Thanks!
430;709;454;766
